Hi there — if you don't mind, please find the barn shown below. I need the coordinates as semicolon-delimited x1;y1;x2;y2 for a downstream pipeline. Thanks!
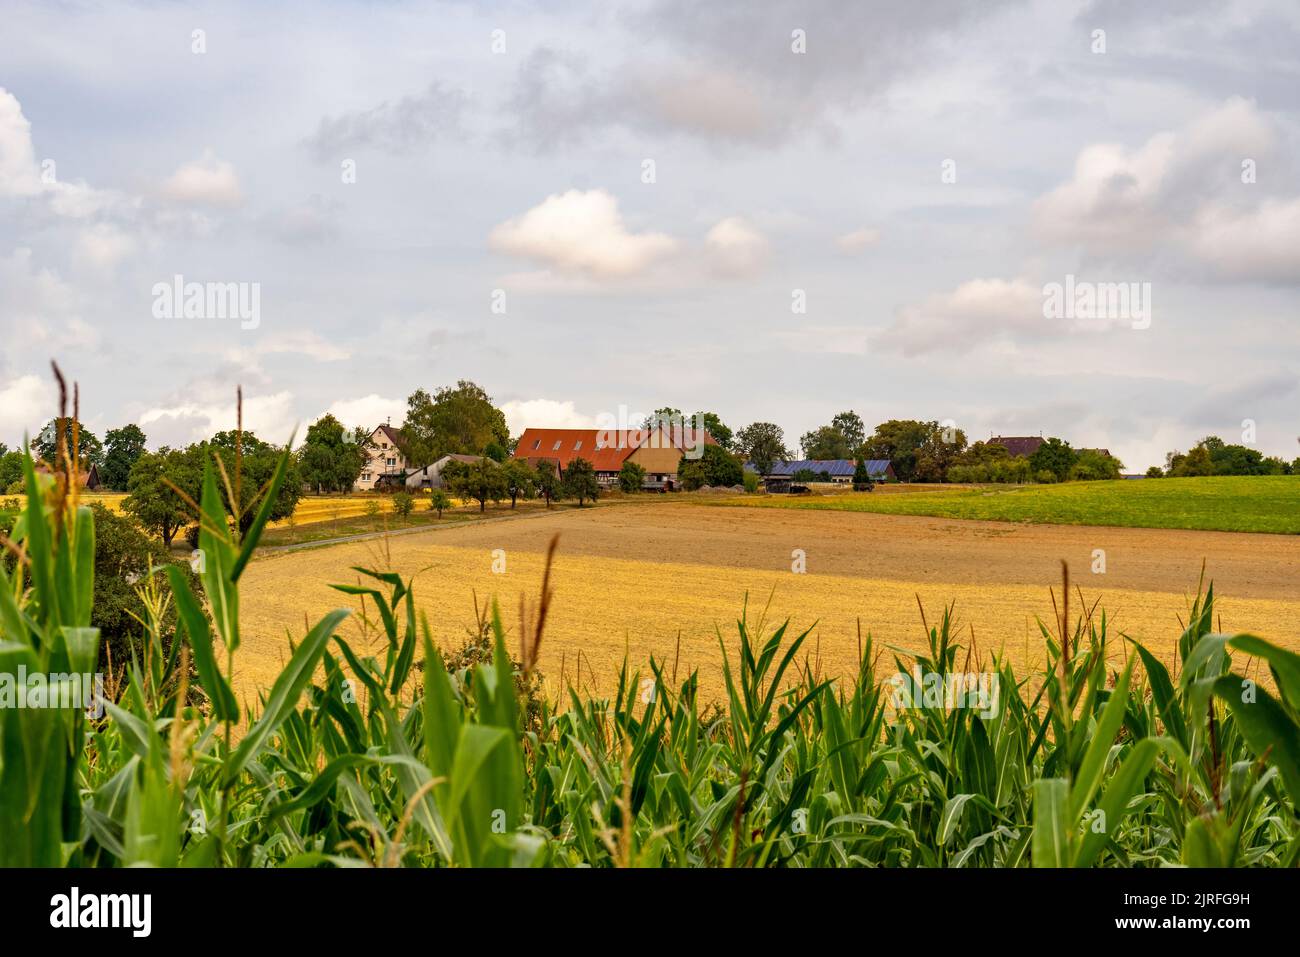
762;459;896;484
512;424;718;489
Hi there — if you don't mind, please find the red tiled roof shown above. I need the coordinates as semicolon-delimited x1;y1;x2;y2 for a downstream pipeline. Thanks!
513;425;718;472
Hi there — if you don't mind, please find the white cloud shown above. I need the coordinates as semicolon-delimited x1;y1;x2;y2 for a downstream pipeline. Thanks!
0;88;127;219
499;398;595;435
705;216;770;278
874;278;1044;357
0;87;43;198
161;151;244;207
1032;98;1300;281
324;394;406;432
1186;198;1300;283
0;375;55;444
489;189;676;280
837;227;880;252
139;391;297;446
256;329;350;362
75;223;135;272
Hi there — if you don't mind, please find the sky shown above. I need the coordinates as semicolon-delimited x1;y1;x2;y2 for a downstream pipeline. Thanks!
1;0;1298;471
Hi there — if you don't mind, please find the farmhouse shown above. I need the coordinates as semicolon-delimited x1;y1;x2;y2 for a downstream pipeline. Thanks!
762;459;896;484
990;435;1044;458
405;453;483;490
354;423;407;491
513;424;717;489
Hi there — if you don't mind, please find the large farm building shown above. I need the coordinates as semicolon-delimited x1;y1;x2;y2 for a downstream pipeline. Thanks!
513;424;718;490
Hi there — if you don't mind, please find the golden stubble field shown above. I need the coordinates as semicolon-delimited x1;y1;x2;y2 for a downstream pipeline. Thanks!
232;502;1300;705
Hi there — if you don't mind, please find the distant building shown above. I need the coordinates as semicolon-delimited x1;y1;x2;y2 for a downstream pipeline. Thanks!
760;459;896;485
512;424;718;489
405;453;483;490
355;423;407;491
990;435;1045;458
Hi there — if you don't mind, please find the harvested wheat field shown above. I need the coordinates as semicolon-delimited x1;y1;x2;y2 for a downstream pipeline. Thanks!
235;501;1300;705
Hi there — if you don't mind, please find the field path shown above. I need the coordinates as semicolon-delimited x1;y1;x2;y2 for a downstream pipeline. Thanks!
236;503;1300;704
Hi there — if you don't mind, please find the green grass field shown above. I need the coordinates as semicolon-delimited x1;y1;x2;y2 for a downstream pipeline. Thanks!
701;476;1300;534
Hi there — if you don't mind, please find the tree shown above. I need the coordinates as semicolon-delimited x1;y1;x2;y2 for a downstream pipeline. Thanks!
618;460;646;492
831;411;866;453
502;459;536;508
800;425;851;460
86;504;198;676
698;444;744;486
34;417;103;469
863;419;966;483
735;422;792;476
123;448;199;547
201;432;303;534
444;458;507;512
0;450;22;493
1069;449;1124;481
678;460;708;490
100;424;148;491
641;407;683;429
697;412;732;450
1169;444;1214;477
535;459;560;507
299;414;367;493
392;491;415;519
1028;438;1077;482
1145;466;1164;478
852;458;873;491
563;457;599;506
401;381;509;468
642;408;733;449
428;489;452;517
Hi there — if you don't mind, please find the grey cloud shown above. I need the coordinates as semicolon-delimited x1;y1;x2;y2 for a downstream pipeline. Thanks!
506;0;1023;148
304;82;467;159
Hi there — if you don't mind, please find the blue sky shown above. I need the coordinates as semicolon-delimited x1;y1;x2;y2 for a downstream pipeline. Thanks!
1;0;1298;470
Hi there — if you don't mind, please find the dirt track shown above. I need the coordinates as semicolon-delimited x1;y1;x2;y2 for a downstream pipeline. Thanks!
236;503;1300;703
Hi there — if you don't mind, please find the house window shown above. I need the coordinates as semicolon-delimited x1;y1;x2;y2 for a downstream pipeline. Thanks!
386;457;395;466
552;440;562;451
574;440;582;450
532;439;541;450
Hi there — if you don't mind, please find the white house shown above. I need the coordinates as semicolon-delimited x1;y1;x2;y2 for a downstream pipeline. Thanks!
354;423;407;491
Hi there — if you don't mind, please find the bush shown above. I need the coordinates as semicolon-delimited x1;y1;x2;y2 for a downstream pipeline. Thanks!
392;491;415;518
678;460;707;491
742;470;760;493
1034;469;1058;484
618;460;647;493
429;489;452;516
87;504;199;677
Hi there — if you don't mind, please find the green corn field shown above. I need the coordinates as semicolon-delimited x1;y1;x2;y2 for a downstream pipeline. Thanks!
2;434;1298;869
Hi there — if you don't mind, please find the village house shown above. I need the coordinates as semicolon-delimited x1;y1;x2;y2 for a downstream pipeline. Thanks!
512;423;718;490
989;435;1045;458
354;423;407;491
